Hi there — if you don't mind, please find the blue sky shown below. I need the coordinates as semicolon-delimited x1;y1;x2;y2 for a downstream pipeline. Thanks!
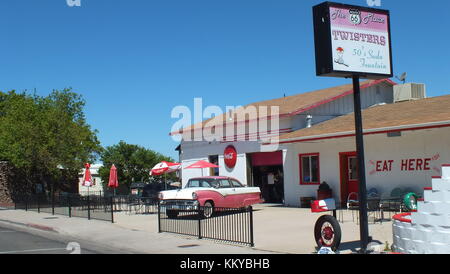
1;0;449;161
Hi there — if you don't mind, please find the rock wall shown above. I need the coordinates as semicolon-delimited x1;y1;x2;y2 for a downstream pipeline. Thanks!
0;161;13;205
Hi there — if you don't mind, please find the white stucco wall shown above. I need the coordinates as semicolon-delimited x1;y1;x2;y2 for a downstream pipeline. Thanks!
282;127;450;207
180;140;262;186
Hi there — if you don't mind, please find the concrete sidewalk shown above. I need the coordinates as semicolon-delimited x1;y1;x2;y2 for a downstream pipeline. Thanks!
0;208;276;254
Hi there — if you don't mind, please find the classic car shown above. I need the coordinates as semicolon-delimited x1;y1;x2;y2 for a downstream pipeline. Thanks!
158;176;263;218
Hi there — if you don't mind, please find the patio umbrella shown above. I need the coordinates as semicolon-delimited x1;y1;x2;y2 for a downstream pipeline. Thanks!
184;160;219;177
150;161;181;176
82;163;93;196
150;161;181;190
82;163;93;187
108;164;119;195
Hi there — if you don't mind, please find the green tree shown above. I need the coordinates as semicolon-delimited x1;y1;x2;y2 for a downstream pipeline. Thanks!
0;89;102;194
99;141;176;192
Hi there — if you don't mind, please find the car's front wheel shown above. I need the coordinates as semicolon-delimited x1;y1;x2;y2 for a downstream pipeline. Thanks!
202;201;214;218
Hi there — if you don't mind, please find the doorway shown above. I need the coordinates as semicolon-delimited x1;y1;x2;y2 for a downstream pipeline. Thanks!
208;155;219;176
339;152;359;207
248;151;284;204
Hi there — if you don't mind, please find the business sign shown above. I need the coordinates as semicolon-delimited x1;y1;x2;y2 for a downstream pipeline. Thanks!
224;145;237;169
313;2;393;79
368;154;441;175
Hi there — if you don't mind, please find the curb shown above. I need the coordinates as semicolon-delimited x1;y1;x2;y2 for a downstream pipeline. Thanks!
27;223;57;233
0;219;58;233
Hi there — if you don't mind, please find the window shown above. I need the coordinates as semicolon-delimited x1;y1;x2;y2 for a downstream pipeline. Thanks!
202;180;218;188
187;179;217;188
230;179;243;188
299;153;320;185
219;179;232;188
348;157;358;181
187;180;200;188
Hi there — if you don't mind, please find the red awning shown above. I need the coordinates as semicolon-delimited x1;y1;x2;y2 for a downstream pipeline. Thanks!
251;151;283;167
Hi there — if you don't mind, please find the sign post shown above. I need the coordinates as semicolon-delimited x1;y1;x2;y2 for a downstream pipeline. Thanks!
352;75;370;251
313;1;393;253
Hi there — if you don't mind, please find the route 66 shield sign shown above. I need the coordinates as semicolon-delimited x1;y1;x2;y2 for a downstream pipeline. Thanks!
349;9;361;25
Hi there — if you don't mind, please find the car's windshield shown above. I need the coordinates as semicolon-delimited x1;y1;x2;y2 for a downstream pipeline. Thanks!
186;179;218;188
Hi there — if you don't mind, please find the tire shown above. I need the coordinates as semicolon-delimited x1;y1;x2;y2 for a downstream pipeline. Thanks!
166;210;179;219
314;215;342;251
202;201;214;218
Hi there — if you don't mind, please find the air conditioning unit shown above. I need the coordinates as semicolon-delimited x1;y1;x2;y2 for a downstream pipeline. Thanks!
394;83;426;103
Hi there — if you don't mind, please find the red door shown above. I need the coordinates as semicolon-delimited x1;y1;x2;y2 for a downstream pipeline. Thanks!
339;152;359;206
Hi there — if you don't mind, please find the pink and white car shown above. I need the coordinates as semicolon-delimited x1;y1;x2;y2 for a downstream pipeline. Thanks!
158;176;263;218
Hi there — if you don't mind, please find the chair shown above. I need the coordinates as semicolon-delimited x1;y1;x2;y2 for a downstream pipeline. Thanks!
347;192;359;223
366;188;382;223
402;188;416;212
127;196;142;215
390;188;403;199
367;188;380;198
367;197;381;224
403;188;416;196
347;192;359;209
380;188;403;217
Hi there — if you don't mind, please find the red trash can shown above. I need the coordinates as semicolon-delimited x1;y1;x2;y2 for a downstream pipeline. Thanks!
317;182;332;200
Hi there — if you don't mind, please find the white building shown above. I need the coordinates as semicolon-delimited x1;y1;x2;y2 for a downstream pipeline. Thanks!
278;93;450;206
172;79;406;204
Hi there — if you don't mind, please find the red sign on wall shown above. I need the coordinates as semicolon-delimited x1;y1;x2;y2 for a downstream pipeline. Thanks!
224;145;237;169
369;154;441;175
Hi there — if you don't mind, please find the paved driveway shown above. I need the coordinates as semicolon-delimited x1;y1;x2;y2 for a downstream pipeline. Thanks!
252;204;393;254
114;203;394;254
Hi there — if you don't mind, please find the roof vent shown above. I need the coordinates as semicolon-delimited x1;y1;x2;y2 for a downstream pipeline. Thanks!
306;115;313;128
394;83;426;103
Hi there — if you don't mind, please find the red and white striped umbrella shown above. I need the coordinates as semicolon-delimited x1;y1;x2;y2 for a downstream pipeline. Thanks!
82;163;93;187
150;161;181;176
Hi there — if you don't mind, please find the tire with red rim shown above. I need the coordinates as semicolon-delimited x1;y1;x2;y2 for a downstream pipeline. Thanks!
314;215;341;251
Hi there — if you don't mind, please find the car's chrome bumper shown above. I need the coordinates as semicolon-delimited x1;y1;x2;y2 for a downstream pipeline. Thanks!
160;199;200;211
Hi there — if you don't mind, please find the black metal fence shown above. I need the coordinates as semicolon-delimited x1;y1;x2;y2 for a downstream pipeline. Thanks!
14;193;114;223
125;196;159;215
158;205;254;247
